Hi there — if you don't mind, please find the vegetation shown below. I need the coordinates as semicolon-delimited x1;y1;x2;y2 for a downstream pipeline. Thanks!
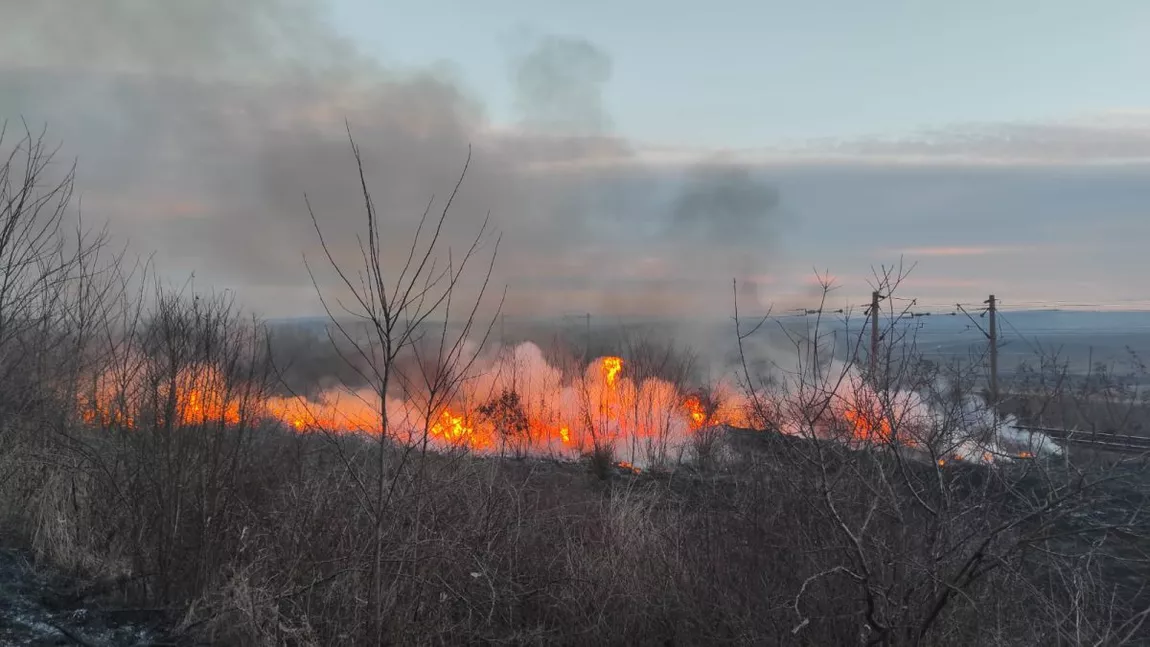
0;127;1147;645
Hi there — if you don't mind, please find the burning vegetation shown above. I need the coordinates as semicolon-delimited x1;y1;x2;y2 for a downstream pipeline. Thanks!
77;352;751;466
76;343;1048;469
3;130;1136;647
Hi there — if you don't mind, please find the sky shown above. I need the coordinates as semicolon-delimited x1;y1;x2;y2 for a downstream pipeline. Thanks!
2;0;1149;321
331;0;1150;147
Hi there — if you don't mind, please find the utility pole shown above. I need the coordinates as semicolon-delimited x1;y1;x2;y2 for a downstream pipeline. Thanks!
870;290;880;383
585;312;591;361
987;294;998;407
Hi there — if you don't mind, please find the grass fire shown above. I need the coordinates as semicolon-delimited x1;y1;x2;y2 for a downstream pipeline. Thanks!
0;124;1142;647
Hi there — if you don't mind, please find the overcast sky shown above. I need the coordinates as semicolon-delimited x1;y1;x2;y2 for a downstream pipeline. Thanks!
3;0;1148;319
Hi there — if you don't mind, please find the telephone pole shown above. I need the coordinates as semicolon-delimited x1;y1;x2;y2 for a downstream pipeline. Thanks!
585;312;591;361
987;294;998;407
870;290;880;382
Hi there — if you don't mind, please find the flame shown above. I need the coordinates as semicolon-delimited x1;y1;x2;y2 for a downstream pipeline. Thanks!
75;343;1042;470
430;408;489;450
80;364;241;428
683;394;709;430
73;337;1053;471
76;348;753;469
601;356;622;388
616;461;641;474
841;406;896;445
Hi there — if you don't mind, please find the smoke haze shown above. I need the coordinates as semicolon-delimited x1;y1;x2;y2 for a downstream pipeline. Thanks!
0;0;782;323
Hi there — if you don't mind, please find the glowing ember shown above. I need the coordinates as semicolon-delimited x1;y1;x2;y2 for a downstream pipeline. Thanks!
616;461;640;474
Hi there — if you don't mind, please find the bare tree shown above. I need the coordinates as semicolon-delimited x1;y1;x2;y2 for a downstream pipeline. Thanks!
733;266;1150;645
303;129;502;644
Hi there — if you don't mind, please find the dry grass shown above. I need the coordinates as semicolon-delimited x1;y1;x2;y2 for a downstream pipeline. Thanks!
0;128;1145;646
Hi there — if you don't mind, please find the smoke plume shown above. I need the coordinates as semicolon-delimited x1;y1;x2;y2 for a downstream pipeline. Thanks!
0;0;783;323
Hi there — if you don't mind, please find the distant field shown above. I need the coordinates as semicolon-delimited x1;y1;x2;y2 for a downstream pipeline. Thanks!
999;392;1150;435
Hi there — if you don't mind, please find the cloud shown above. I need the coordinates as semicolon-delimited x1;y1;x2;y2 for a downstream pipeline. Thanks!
794;112;1150;166
895;245;1037;257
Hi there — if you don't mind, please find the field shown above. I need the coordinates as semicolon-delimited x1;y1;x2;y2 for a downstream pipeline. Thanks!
1;132;1148;646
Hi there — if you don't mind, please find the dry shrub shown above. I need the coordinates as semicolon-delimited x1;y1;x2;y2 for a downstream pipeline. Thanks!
179;567;320;647
588;441;616;480
0;130;1144;647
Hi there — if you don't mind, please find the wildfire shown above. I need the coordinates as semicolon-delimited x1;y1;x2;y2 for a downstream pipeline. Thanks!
76;345;759;467
75;343;1046;471
683;394;709;430
430;408;489;450
616;461;641;474
79;364;241;429
841;406;896;445
601;356;622;388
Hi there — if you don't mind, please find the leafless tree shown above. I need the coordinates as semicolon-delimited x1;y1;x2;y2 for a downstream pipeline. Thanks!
302;128;502;643
733;265;1150;645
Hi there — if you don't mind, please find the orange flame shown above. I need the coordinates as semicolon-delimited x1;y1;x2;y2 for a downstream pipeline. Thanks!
429;408;490;450
77;347;760;466
80;364;241;428
601;356;622;388
683;394;709;430
616;461;641;474
841;406;895;444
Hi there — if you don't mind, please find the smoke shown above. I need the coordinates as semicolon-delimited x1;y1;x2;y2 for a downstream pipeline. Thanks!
0;0;785;323
512;34;614;136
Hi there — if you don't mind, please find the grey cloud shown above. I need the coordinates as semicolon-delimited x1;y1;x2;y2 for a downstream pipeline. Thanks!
807;116;1150;164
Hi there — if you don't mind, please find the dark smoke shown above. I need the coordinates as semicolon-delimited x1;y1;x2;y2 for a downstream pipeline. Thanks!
672;164;780;242
1;0;784;390
512;34;614;136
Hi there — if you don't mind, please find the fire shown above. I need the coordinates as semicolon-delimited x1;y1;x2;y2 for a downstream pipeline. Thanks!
601;356;622;388
683;394;709;430
263;394;379;435
80;364;241;428
430;408;488;449
841;406;896;445
616;461;640;474
76;345;759;467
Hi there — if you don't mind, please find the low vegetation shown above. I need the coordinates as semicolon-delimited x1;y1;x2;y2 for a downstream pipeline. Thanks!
0;128;1147;646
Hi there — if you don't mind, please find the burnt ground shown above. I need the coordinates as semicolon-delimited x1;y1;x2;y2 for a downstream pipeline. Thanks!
0;547;168;646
